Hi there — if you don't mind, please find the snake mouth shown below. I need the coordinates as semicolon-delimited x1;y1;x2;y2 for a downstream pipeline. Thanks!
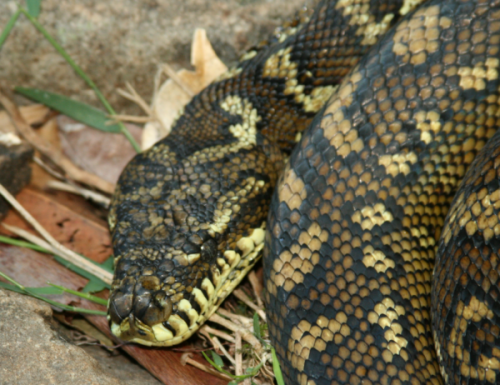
108;287;179;345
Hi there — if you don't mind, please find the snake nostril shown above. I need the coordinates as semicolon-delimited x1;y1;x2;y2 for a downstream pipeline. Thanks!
109;291;133;324
136;290;172;326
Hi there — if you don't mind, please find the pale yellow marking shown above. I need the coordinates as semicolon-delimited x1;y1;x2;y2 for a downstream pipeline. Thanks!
368;297;408;358
335;0;395;45
400;0;425;15
216;67;243;81
288;313;350;372
295;85;338;113
279;168;307;210
167;314;189;336
152;323;174;342
210;176;267;234
192;287;208;313
186;253;201;264
178;299;199;326
446;297;497;382
458;60;499;91
351;203;394;230
362;246;395;273
201;277;215;298
379;151;418;176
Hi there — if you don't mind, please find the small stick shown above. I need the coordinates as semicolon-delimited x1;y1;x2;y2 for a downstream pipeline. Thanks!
46;180;111;207
108;114;153;124
0;88;115;194
2;223;57;254
213;336;236;366
248;270;264;308
235;331;243;376
162;63;195;97
233;288;266;321
210;313;263;354
181;353;232;381
200;325;235;343
218;307;253;327
0;184;113;284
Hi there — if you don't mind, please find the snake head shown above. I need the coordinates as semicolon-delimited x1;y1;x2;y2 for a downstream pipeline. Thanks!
107;225;267;345
107;236;222;346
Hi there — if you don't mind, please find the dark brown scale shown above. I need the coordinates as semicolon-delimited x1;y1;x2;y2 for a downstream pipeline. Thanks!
265;0;500;384
433;117;500;383
109;0;411;345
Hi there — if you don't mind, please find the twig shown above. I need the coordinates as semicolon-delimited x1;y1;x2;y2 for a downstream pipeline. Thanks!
0;87;115;194
162;63;195;97
0;184;112;285
217;307;253;328
116;82;153;116
46;180;111;207
248;270;264;308
233;289;266;321
200;325;235;343
2;223;58;254
210;313;263;354
108;114;153;124
213;336;236;366
181;353;232;381
235;331;243;376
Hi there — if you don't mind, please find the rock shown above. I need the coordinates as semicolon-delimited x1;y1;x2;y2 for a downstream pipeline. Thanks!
0;0;310;115
0;289;159;385
0;142;33;218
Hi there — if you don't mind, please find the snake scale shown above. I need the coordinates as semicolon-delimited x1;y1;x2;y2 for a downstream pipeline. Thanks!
107;0;500;383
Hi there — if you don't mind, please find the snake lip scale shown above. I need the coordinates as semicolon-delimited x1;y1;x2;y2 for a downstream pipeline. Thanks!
108;0;500;383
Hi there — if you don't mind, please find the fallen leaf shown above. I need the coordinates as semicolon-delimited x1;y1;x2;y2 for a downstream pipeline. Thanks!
57;115;142;184
143;29;227;149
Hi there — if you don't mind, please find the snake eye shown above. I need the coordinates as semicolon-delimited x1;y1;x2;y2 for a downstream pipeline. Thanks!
200;238;218;261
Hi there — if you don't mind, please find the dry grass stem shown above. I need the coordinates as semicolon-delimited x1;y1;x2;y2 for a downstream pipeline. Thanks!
233;289;266;321
109;114;153;124
162;64;195;97
217;307;253;328
2;223;58;253
200;325;235;343
0;87;114;194
210;313;263;354
181;353;232;381
0;184;113;284
213;336;236;366
116;82;152;116
235;331;243;376
46;180;111;207
248;271;264;307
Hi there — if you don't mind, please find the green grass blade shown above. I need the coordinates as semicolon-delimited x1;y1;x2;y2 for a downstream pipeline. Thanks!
0;235;50;253
271;347;285;385
0;281;63;295
15;87;122;133
0;270;107;316
18;8;141;153
26;0;42;17
47;282;108;306
0;9;21;50
53;255;111;292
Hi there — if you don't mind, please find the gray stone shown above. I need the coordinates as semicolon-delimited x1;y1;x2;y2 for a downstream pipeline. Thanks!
0;289;159;385
0;0;311;115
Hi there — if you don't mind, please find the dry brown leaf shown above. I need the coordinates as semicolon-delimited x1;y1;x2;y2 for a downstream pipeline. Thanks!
57;115;142;185
143;29;227;149
0;104;50;134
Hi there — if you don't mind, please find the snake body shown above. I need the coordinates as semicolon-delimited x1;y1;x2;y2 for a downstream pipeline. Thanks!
108;0;500;383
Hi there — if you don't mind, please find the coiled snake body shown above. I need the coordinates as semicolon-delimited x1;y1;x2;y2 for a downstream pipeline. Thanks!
108;0;500;383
